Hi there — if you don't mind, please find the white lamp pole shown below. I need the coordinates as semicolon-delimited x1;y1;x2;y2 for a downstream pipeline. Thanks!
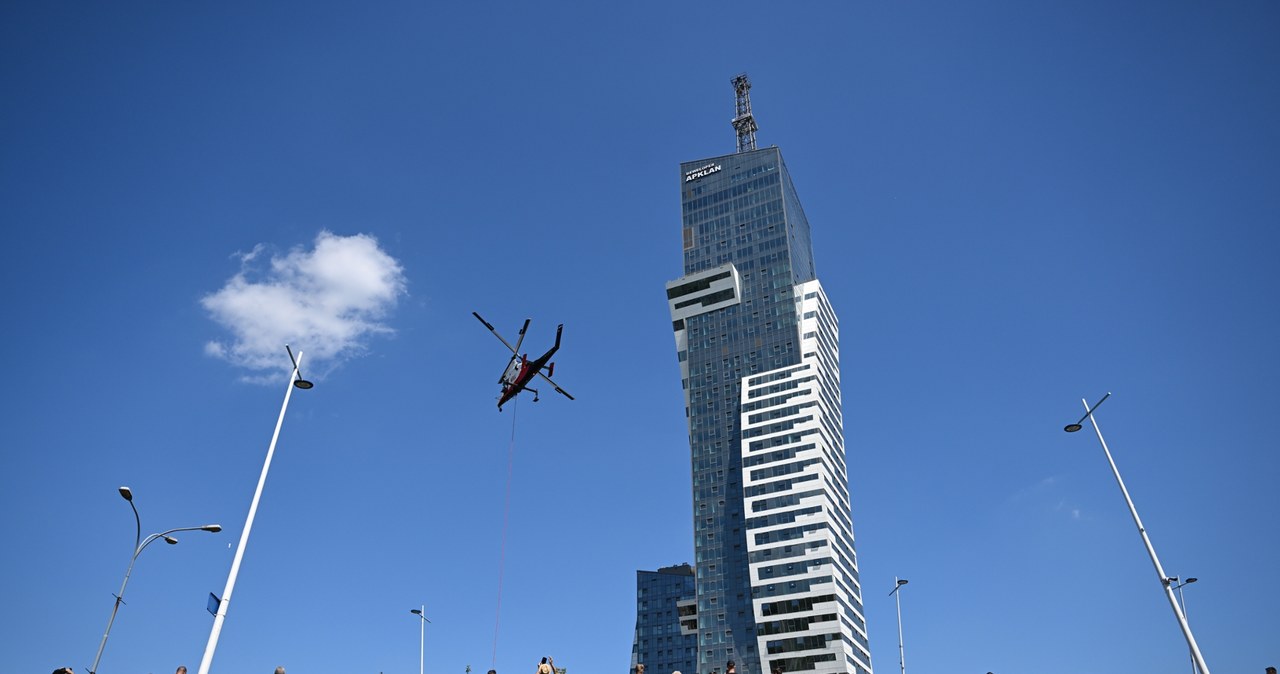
889;578;908;674
411;606;431;674
196;347;312;674
1064;394;1210;674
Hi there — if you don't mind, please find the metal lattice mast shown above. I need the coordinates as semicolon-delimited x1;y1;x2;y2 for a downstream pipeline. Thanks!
731;73;758;153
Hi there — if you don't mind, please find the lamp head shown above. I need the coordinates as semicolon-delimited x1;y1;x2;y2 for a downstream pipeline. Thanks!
897;579;909;586
202;524;222;533
1186;577;1198;584
411;609;423;615
285;345;313;389
163;536;178;545
119;486;134;501
1065;393;1111;433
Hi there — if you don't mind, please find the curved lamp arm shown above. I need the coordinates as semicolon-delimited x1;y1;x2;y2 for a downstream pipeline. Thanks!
88;520;221;674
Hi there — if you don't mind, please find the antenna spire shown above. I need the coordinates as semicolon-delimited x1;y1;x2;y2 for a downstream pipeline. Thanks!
731;73;758;153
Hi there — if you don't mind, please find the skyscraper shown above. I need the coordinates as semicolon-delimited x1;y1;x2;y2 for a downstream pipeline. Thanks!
635;75;872;674
631;564;699;674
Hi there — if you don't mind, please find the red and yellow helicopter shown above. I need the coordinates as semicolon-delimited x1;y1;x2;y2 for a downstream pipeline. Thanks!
473;312;575;411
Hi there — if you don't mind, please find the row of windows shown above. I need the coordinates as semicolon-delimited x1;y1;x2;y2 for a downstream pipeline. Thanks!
728;161;778;184
743;442;814;468
764;632;839;656
799;309;840;377
802;327;839;372
749;539;828;564
741;415;814;440
684;154;777;196
675;287;737;310
747;575;834;601
757;613;836;636
766;653;838;672
685;324;792;353
741;386;807;413
682;171;781;216
744;505;823;530
743;472;818;498
729;198;786;230
748;456;819;482
750;488;825;514
686;191;784;241
727;217;787;248
668;270;733;300
800;288;838;325
747;364;810;388
747;375;815;401
756;556;834;581
747;401;817;425
683;248;790;284
637;622;691;635
759;593;837;618
747;428;818;453
801;303;840;352
690;213;730;237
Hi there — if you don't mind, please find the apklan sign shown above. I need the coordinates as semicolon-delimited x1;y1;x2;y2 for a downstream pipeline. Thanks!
684;163;722;182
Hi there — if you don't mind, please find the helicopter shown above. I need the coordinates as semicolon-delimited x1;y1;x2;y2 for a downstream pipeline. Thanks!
472;311;574;411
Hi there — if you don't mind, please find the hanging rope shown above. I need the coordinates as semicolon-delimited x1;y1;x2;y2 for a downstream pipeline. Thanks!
491;398;518;667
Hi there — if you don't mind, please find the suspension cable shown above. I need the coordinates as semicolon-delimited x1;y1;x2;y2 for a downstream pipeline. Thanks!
491;399;518;667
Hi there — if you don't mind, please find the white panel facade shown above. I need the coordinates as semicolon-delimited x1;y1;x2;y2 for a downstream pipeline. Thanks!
741;280;871;674
667;262;742;406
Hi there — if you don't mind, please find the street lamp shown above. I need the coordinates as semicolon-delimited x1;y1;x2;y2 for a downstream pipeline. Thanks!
88;487;221;674
196;346;312;674
889;578;908;674
287;345;313;389
1063;394;1211;674
411;605;432;674
1166;576;1200;674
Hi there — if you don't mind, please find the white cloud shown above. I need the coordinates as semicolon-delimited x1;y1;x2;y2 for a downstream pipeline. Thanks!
202;231;407;380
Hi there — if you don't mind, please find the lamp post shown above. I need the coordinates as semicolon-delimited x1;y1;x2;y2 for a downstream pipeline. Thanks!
889;578;908;674
1063;394;1210;674
411;606;431;674
196;346;313;674
88;487;221;674
1167;576;1200;674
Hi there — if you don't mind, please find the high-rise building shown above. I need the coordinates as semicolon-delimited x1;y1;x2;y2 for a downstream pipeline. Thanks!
631;564;699;674
634;75;872;674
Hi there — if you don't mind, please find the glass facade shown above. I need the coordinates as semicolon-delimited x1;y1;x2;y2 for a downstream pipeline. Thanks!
631;564;699;674
655;147;872;674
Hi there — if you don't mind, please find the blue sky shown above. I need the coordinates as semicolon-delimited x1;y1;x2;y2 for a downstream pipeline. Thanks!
2;2;1278;674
